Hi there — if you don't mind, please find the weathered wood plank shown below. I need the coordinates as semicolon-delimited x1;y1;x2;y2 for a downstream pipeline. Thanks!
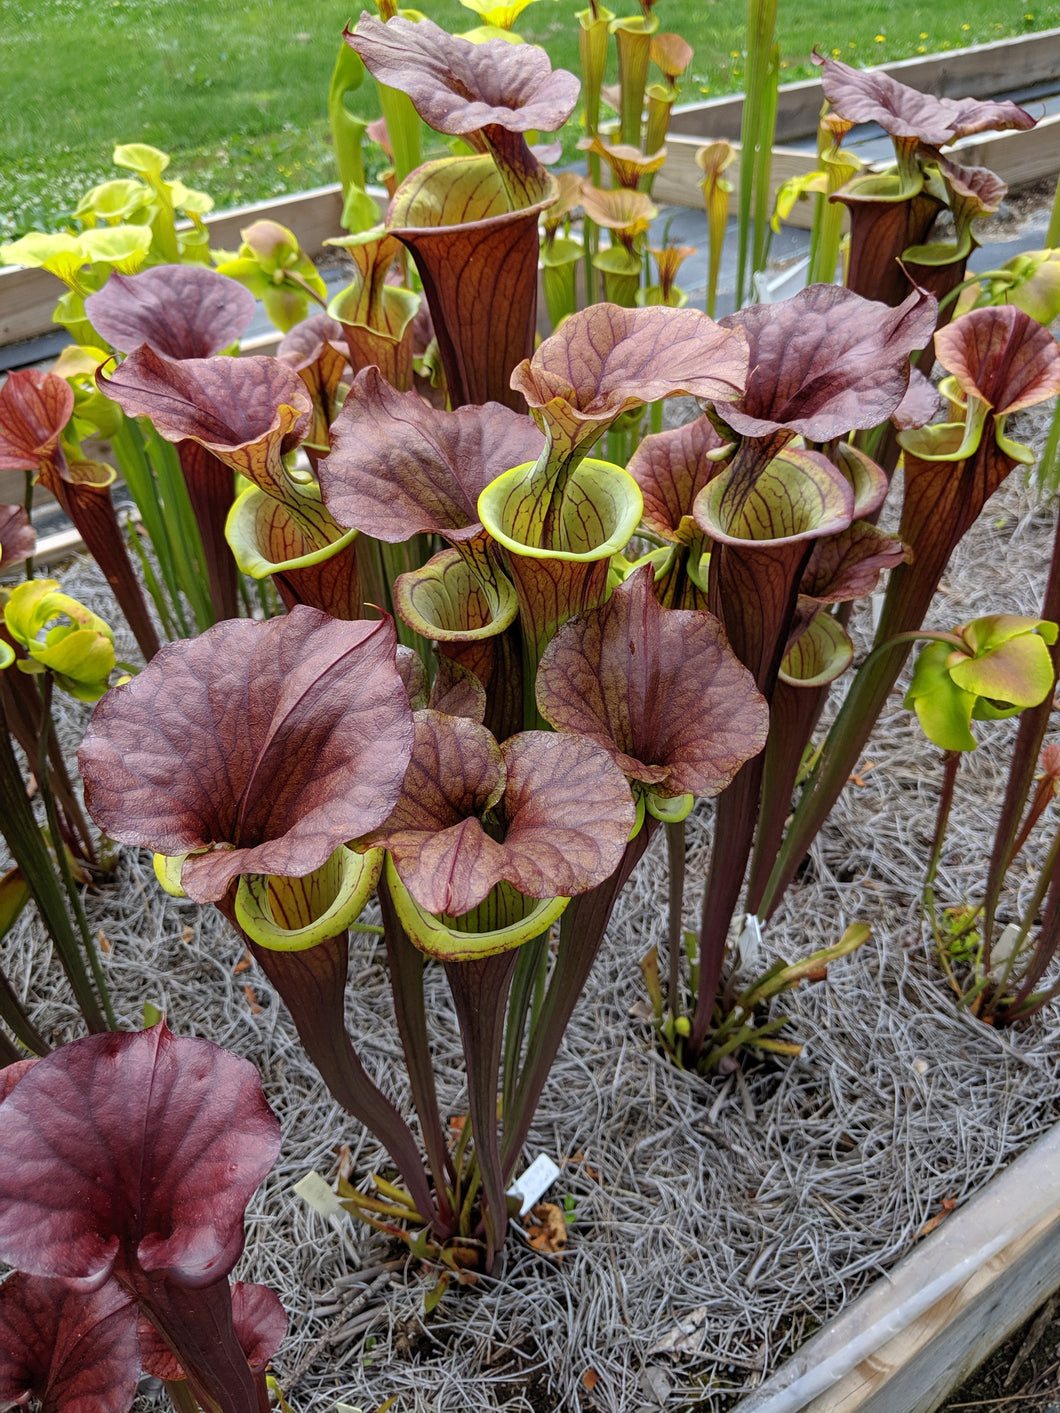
667;29;1060;144
0;265;70;347
835;1209;1060;1413
734;1118;1060;1413
0;471;55;509
22;524;85;568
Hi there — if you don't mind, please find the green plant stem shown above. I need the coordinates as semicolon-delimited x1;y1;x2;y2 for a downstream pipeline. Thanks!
0;963;50;1056
807;189;823;286
328;43;369;206
22;470;35;581
665;820;685;1017
698;1013;791;1072
458;1155;481;1239
37;676;116;1029
143;428;213;632
256;576;274;619
697;923;870;1067
735;0;779;308
922;750;961;949
111;417;190;637
127;522;179;641
935;266;1014;317
1002;833;1060;1018
379;538;433;656
1034;396;1060;499
502;929;549;1122
0;705;106;1032
582;215;599;309
444;951;519;1267
377;879;456;1216
450;1103;474;1216
1011;774;1059;862
165;1380;202;1413
999;816;1060;1010
501;823;655;1180
375;83;421;190
759;629;969;918
982;504;1060;958
752;44;780;281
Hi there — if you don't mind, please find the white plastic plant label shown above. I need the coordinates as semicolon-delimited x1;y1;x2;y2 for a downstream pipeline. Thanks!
987;921;1024;978
508;1152;561;1216
293;1170;345;1218
735;913;764;971
292;1171;362;1260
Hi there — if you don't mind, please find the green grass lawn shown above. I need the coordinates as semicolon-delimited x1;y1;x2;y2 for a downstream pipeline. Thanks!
2;0;1058;241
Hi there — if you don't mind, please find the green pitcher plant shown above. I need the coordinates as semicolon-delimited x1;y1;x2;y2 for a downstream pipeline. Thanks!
0;576;117;1035
897;615;1060;1022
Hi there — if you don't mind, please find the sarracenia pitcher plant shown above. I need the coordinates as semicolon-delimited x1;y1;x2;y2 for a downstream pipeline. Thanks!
344;12;579;410
762;305;1060;922
0;370;160;661
39;20;1060;1292
0;1023;284;1413
77;519;768;1266
98;347;363;621
898;614;1059;1021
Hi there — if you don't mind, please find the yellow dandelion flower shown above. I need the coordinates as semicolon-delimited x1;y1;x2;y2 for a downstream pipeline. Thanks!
874;33;886;42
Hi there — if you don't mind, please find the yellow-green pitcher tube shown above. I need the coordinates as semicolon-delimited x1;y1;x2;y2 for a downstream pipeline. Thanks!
234;847;384;952
385;858;569;961
610;13;659;148
479;455;642;728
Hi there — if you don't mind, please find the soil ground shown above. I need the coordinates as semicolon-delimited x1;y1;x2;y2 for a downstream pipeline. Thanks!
942;1298;1060;1410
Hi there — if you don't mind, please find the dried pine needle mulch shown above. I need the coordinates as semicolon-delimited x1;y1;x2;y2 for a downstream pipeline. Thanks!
7;411;1060;1413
